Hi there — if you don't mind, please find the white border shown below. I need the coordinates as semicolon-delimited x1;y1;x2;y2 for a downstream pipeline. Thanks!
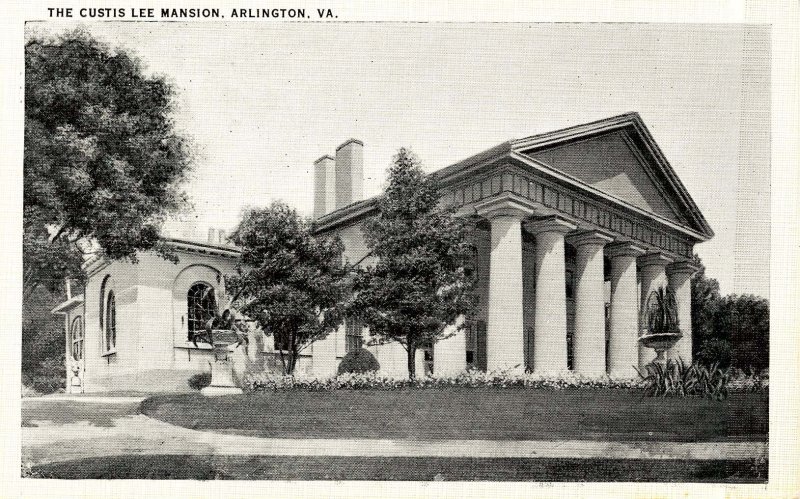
3;1;797;498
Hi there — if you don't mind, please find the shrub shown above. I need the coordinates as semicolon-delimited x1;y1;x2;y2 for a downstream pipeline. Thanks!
337;348;380;375
244;369;647;392
188;372;212;390
23;356;65;394
242;366;768;394
696;337;732;368
636;358;730;400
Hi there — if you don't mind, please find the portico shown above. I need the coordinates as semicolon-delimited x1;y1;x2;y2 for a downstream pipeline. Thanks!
315;112;713;379
473;191;699;375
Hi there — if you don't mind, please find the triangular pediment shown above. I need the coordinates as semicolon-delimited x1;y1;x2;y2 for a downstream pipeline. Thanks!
522;129;684;225
517;115;708;230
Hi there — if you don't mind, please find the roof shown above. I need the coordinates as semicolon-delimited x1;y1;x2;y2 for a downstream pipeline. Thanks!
51;294;85;314
315;112;713;241
82;237;241;276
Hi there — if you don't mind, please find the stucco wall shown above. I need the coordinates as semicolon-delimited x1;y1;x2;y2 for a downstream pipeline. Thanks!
81;249;240;392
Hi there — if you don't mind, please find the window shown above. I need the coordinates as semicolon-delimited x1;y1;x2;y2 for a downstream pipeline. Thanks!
187;282;217;340
70;316;84;361
104;292;116;353
345;319;363;353
99;275;110;329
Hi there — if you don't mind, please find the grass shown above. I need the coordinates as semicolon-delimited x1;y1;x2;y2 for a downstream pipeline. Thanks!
141;388;768;442
27;455;767;482
22;400;141;427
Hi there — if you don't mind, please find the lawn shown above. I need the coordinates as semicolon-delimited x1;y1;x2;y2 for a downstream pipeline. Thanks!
141;388;768;442
28;455;766;482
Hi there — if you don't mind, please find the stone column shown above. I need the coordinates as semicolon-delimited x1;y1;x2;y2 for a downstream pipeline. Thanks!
638;252;674;368
526;216;578;373
667;260;700;365
475;194;536;373
606;242;646;378
566;231;614;375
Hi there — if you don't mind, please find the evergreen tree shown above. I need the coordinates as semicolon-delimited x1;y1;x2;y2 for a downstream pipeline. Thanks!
351;149;476;379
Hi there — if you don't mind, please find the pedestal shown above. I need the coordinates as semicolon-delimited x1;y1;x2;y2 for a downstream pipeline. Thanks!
201;358;243;396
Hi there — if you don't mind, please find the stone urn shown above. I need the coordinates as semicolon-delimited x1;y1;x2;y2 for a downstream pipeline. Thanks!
201;329;244;396
638;332;682;365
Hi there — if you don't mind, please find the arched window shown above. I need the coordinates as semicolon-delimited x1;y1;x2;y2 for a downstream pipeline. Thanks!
187;283;217;340
99;275;110;330
70;316;84;361
104;292;116;353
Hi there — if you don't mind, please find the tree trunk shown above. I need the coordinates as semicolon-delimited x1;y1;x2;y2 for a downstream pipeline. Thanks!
407;345;416;380
287;331;297;375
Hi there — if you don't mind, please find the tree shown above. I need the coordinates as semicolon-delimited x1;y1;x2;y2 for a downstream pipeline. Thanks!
350;148;477;379
691;255;769;372
690;254;722;357
24;29;191;299
714;294;769;372
225;202;349;375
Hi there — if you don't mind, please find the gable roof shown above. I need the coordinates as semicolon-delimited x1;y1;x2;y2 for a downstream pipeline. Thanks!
317;112;713;242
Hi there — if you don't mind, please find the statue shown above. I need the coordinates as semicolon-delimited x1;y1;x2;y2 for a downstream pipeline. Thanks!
194;303;250;396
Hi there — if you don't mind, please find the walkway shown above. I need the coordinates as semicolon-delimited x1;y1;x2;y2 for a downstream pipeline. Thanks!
22;396;767;467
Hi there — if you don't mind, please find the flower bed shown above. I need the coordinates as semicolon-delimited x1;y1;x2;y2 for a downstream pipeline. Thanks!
243;368;768;394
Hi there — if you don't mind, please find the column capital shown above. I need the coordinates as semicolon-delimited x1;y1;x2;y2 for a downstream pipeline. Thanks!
638;252;674;269
524;215;577;235
666;260;701;277
606;241;647;259
565;230;614;248
474;192;536;220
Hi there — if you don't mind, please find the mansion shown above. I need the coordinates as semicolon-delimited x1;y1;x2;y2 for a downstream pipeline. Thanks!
53;113;712;392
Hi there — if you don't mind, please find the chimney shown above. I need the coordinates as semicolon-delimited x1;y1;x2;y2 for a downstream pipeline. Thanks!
313;155;336;218
334;138;363;209
207;227;216;244
217;230;227;245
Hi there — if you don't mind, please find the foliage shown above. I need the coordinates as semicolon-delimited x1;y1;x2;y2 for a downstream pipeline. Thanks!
244;370;649;392
696;337;732;369
22;355;66;394
690;255;769;372
24;29;191;298
690;254;722;355
226;201;349;375
715;294;769;372
22;286;67;374
645;286;680;336
336;348;381;375
187;372;212;390
350;148;477;379
636;359;731;400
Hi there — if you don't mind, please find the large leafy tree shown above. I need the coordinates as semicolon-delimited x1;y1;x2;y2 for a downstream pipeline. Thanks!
690;254;722;357
226;202;349;375
714;294;769;372
691;255;769;371
350;148;477;379
24;30;191;299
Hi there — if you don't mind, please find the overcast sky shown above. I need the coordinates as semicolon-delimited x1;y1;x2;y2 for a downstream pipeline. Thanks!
27;22;771;298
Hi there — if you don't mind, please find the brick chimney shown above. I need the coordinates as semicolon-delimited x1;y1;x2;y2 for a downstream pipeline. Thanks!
334;138;363;209
313;154;336;218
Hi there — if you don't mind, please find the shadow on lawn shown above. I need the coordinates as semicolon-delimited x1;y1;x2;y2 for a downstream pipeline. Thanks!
27;455;768;482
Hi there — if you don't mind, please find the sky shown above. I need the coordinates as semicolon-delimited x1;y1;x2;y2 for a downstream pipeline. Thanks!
27;22;771;298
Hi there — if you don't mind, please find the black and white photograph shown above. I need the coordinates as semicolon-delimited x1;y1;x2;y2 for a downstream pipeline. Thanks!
4;1;799;496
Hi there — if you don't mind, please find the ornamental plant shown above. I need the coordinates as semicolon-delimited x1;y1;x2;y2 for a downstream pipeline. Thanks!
645;286;680;336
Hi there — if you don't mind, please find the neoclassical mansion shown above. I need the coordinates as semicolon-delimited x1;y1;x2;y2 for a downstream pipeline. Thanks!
53;113;712;392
